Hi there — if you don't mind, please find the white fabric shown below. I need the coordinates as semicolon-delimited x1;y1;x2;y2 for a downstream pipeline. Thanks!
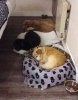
17;32;26;39
34;31;60;45
17;31;60;46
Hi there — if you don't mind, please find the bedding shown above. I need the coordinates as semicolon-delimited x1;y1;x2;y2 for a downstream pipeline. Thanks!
22;44;76;90
0;0;16;39
0;1;9;29
0;0;7;1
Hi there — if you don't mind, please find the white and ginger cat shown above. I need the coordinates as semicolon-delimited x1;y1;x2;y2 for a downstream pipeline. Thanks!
32;47;66;70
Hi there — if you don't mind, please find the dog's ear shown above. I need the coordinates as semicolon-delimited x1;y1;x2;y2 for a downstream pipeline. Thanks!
36;49;42;54
22;20;40;32
22;20;33;31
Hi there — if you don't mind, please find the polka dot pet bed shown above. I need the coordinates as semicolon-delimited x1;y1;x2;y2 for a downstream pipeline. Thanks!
22;55;76;90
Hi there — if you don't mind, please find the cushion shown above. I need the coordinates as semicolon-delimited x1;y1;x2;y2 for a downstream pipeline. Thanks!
0;0;7;1
22;55;76;90
0;1;9;29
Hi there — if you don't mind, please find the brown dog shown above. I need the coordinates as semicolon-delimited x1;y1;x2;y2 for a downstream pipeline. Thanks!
23;18;55;32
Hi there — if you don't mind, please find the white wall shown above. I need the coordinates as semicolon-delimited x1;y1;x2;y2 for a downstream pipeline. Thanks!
12;0;53;16
66;0;78;82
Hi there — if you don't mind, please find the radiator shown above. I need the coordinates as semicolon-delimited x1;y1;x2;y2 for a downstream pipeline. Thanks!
55;0;69;40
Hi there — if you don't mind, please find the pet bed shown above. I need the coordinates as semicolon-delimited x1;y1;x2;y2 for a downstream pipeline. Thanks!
22;46;76;90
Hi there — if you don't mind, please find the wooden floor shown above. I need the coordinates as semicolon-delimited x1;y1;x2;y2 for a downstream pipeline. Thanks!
0;17;78;100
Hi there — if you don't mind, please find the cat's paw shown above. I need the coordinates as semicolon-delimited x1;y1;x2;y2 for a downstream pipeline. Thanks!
40;61;46;64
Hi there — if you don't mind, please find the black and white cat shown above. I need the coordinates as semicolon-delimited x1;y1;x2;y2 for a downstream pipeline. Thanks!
13;30;60;54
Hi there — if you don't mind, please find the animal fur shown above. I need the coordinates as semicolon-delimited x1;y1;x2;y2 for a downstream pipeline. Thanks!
32;46;66;70
17;30;60;46
13;30;41;54
13;18;58;55
23;19;55;32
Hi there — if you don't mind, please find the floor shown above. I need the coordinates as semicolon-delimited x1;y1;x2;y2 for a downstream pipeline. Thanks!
0;17;78;100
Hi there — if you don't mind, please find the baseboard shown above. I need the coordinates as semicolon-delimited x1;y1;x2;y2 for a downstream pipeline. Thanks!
11;11;53;16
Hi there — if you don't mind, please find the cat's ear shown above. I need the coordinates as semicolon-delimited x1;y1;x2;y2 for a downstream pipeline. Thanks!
36;49;42;54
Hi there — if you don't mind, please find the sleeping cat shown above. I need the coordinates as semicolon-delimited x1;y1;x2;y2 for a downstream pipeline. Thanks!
32;46;66;70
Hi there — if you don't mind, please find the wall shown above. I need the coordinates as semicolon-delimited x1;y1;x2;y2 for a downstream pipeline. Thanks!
66;0;78;82
12;0;53;16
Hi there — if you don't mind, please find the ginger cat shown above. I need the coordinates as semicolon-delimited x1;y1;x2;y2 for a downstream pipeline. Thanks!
32;47;66;70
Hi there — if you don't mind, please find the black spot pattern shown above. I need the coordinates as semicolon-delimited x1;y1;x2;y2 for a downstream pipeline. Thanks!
47;84;51;88
38;85;42;88
63;66;68;71
50;77;55;83
70;66;73;70
29;79;33;84
31;75;35;79
41;79;45;85
35;81;39;84
25;61;27;64
29;59;32;63
39;69;42;73
53;71;56;74
44;73;48;79
28;63;32;67
35;73;39;79
32;67;35;70
59;69;63;73
73;71;76;75
68;71;71;76
57;74;61;80
64;74;66;78
36;63;39;66
27;70;30;74
67;63;72;67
